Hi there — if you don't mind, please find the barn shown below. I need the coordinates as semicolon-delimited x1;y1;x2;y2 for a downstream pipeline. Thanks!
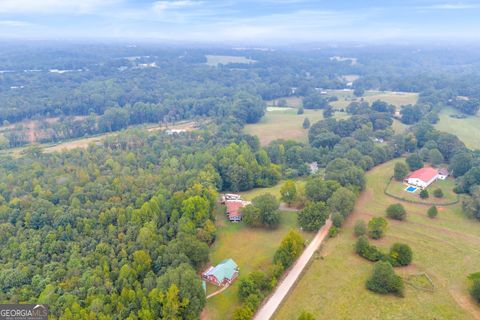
202;259;239;286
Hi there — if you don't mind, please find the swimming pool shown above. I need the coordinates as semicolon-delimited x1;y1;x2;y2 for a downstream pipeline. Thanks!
405;186;418;193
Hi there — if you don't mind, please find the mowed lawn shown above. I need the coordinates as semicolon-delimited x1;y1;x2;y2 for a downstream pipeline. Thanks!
328;90;419;110
244;109;348;146
238;179;308;201
391;119;410;134
436;107;480;150
204;207;313;320
275;160;480;320
267;96;304;108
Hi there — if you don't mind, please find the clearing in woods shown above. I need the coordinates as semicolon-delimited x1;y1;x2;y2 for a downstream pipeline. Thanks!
244;108;349;146
43;121;197;152
435;107;480;150
275;159;480;320
202;188;314;320
328;90;419;110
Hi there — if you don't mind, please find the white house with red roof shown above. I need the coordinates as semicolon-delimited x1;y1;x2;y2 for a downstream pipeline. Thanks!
405;167;440;189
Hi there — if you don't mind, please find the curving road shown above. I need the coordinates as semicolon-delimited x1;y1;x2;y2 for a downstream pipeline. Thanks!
253;219;332;320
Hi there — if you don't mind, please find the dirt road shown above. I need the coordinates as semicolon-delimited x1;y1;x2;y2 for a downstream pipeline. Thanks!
253;219;333;320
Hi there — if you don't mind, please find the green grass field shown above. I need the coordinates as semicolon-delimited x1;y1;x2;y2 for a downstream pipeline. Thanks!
386;177;458;205
244;109;348;146
267;97;303;108
435;107;480;150
203;207;313;320
391;119;410;134
238;179;307;201
328;90;419;110
275;160;480;320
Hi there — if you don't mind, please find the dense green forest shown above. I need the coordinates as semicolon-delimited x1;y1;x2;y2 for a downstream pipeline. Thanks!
1;43;480;148
0;122;284;319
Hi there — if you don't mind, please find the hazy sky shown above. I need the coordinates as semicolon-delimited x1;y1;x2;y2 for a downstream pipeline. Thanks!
0;0;479;43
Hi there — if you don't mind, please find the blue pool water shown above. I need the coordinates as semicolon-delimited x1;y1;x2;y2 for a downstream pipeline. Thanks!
405;186;417;193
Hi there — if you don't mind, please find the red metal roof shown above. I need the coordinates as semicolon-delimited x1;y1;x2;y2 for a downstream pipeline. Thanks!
408;167;438;183
225;200;244;218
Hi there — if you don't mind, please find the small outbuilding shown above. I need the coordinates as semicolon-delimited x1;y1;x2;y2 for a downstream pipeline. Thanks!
438;168;449;180
202;259;239;286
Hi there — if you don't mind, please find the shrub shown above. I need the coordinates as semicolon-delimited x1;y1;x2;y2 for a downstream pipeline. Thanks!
238;277;260;301
394;162;409;181
470;279;480;303
366;261;404;297
433;188;444;198
354;220;367;237
419;189;429;199
386;204;407;221
297;107;304;115
280;180;297;205
243;294;261;311
298;311;315;320
389;243;413;266
368;217;387;239
355;236;385;262
328;226;339;238
427;206;438;218
233;305;254;320
331;212;344;228
303;118;311;129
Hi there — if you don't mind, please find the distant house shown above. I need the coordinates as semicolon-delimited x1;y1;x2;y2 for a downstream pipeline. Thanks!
308;162;319;174
438;168;450;180
225;199;250;222
202;259;239;286
405;167;440;189
166;129;186;135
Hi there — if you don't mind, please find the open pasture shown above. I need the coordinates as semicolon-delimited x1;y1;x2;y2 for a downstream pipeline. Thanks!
275;160;480;320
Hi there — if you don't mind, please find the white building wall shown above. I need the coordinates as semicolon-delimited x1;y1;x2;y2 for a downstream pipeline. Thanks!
407;175;439;189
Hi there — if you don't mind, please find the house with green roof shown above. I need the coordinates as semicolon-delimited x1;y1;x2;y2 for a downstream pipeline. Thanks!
202;258;239;286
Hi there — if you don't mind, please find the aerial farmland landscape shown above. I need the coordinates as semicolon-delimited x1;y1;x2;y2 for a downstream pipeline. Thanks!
1;1;480;320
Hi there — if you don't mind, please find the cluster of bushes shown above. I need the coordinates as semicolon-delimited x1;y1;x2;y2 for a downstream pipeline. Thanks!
355;236;412;267
354;215;412;298
234;230;304;319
